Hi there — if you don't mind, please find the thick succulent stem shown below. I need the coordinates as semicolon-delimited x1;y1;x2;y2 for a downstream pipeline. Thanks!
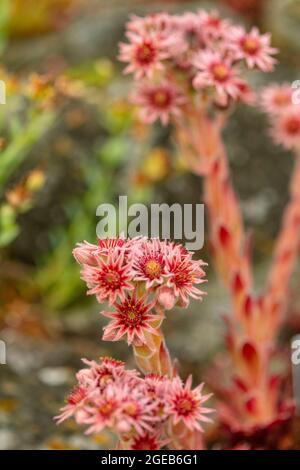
177;111;299;430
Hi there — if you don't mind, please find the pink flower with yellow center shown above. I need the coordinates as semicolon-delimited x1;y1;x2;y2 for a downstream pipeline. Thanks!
261;84;293;115
77;357;130;390
102;293;161;346
168;376;213;432
193;51;247;106
133;81;186;125
80;251;133;305
82;385;121;434
229;26;277;71
117;385;159;435
130;238;167;287
271;108;300;150
119;32;169;80
164;248;207;307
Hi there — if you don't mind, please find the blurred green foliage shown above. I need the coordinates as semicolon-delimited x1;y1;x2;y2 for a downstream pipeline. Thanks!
35;62;137;310
0;92;54;248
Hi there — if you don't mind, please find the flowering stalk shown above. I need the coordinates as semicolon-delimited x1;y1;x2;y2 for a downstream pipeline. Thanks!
178;90;300;443
200;118;300;433
120;9;298;441
264;93;300;321
57;238;212;449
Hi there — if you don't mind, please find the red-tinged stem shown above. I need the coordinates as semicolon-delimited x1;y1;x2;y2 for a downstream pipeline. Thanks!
133;328;173;377
177;109;298;430
265;151;300;323
132;312;203;449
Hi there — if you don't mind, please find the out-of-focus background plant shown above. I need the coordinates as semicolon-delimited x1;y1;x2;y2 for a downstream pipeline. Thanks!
0;0;300;450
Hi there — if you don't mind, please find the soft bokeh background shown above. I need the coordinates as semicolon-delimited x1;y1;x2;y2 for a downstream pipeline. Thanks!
0;0;300;449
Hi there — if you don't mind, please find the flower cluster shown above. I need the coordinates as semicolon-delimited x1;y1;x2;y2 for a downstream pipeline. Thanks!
261;83;300;150
119;9;300;448
56;357;213;450
73;237;206;349
64;238;211;449
119;10;277;117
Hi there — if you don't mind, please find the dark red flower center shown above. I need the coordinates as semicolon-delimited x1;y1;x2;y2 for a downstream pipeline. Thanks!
175;395;196;416
285;117;300;135
150;89;172;108
103;270;121;288
207;16;221;29
136;41;156;65
132;435;159;450
120;299;147;326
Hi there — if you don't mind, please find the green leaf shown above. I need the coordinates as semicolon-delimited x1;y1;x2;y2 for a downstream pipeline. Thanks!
0;111;54;191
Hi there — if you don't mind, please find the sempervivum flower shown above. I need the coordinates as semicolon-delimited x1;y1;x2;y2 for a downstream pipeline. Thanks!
102;293;161;346
261;84;293;115
73;241;99;266
82;384;122;434
130;238;167;287
175;12;202;50
76;380;158;436
119;32;169;80
145;373;169;397
116;384;159;435
80;251;133;305
133;81;186;125
130;431;167;450
76;357;132;390
167;376;213;432
127;13;175;38
193;51;247;107
163;247;207;308
145;374;170;420
198;9;231;42
271;108;300;150
73;238;129;266
228;26;277;71
235;81;256;106
55;385;88;424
